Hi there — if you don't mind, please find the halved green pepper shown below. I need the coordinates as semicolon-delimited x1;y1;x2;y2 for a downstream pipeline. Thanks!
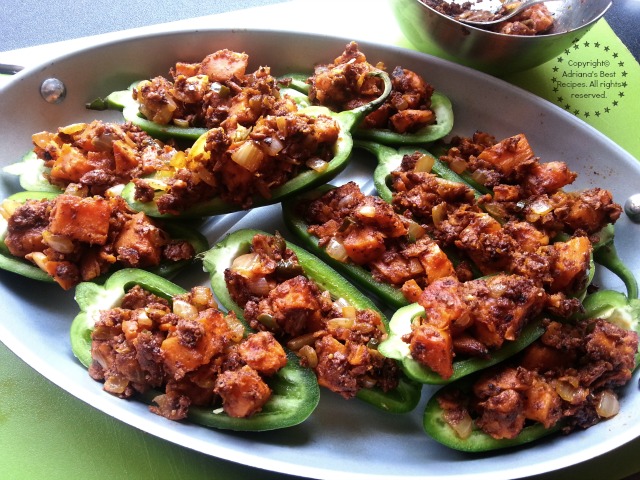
281;185;409;309
87;83;312;142
422;289;640;452
591;224;638;300
95;73;392;219
0;191;209;284
2;151;61;193
378;303;545;385
70;268;320;431
358;140;636;300
353;139;487;203
284;74;454;145
201;228;422;414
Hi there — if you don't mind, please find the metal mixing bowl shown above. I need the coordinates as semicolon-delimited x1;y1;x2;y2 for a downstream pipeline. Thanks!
390;0;613;75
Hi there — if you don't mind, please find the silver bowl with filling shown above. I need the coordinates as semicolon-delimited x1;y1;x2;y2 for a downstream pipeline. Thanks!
390;0;613;75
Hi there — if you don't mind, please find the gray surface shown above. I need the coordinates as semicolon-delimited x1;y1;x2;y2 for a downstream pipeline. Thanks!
1;29;639;480
0;0;289;51
0;0;637;59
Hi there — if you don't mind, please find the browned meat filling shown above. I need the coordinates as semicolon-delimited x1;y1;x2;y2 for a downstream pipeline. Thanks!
406;274;556;379
306;42;437;134
303;181;460;303
134;49;299;130
134;110;340;213
437;317;638;440
1;191;195;289
224;232;399;399
437;132;622;238
89;284;287;420
32;120;175;196
423;1;554;35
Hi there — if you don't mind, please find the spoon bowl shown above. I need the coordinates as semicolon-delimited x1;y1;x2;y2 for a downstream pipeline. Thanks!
390;0;613;75
457;0;551;26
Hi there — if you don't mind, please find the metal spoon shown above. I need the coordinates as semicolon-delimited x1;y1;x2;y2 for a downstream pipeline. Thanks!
456;0;550;26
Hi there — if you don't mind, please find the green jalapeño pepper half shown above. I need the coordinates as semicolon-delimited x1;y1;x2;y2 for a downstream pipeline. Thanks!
283;74;454;145
2;151;61;193
87;83;312;142
422;289;640;452
0;191;208;285
353;139;488;204
281;184;409;309
101;73;392;219
360;139;632;300
202;228;422;413
378;302;545;385
591;224;638;300
70;268;320;431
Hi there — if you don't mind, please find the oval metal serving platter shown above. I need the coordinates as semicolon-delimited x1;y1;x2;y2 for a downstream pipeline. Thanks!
0;29;639;480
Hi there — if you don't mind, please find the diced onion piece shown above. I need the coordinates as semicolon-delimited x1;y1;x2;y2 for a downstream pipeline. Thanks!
358;204;376;218
247;276;271;296
333;297;351;310
443;410;473;440
342;305;357;319
471;169;491;186
191;286;215;308
262;136;284;156
287;333;317;351
449;158;468;174
360;375;377;389
414;153;435;173
59;123;87;135
42;230;75;254
432;202;448;227
530;197;554;215
230;253;262;276
225;315;245;343
173;118;190;128
173;299;199;321
596;390;620;418
555;378;586;404
0;199;20;220
104;375;129;394
406;219;426;241
27;252;50;273
326;317;355;330
298;345;318;368
325;238;349;262
231;141;264;172
306;157;328;173
170;151;188;169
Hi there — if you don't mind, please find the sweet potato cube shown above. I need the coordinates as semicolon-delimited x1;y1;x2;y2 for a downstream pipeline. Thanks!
49;195;112;245
477;134;535;176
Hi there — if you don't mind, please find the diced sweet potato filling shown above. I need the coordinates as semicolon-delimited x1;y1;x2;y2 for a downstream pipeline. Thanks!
32;120;176;195
300;132;623;377
224;232;400;399
306;41;437;133
2;191;195;289
437;317;638;440
89;285;287;420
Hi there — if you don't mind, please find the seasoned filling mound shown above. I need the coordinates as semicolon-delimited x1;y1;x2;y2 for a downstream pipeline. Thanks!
134;110;340;213
1;191;195;289
224;232;400;399
32;120;176;195
437;317;638;440
307;41;438;133
300;132;624;375
89;284;288;420
134;48;299;130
